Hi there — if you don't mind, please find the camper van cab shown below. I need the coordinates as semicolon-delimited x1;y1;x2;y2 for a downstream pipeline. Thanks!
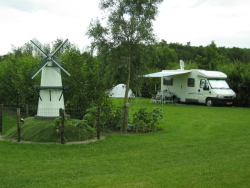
145;69;236;106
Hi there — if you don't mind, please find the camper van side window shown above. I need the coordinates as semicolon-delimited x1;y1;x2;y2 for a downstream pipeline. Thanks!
188;78;195;87
163;78;173;86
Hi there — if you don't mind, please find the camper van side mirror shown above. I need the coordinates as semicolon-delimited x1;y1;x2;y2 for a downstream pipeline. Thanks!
203;85;209;91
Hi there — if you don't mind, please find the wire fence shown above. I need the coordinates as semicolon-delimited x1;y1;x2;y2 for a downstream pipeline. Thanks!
0;104;102;144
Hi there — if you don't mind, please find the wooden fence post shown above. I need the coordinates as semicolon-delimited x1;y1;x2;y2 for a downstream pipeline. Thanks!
17;108;21;142
97;106;100;139
0;104;3;133
61;109;65;144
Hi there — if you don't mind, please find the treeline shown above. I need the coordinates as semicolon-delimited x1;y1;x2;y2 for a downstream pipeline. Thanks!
0;39;250;108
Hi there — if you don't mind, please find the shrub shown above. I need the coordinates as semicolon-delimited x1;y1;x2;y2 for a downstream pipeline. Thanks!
82;103;123;132
101;106;123;131
54;117;96;141
129;108;163;133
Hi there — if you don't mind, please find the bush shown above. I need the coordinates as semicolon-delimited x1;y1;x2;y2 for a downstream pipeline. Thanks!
81;103;123;132
218;60;250;106
128;108;163;133
101;106;123;131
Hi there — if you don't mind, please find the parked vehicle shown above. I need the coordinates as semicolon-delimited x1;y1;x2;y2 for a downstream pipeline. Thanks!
145;64;236;106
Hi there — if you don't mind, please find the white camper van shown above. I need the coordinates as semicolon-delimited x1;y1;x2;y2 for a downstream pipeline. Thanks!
145;68;236;107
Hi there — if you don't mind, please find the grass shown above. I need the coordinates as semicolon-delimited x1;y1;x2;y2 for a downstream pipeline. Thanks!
0;110;17;136
0;98;250;187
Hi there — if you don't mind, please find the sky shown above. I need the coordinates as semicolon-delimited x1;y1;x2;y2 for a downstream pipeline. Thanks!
0;0;250;55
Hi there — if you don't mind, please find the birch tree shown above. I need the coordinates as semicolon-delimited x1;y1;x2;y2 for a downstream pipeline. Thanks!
87;0;163;133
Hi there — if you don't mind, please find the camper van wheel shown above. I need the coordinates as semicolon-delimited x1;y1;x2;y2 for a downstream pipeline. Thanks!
206;98;213;107
173;97;178;104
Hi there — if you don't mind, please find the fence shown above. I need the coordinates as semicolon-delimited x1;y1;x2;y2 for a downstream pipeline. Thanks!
0;105;101;144
0;104;2;133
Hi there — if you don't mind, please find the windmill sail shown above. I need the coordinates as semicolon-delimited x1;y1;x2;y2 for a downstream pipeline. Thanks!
51;39;69;56
31;39;70;79
52;59;71;76
31;58;49;79
30;38;48;57
53;55;62;64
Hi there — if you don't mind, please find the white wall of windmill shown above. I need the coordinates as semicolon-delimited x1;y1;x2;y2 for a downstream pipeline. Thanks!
37;66;65;117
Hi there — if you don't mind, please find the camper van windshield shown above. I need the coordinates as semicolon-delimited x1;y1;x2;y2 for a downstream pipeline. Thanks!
208;79;230;89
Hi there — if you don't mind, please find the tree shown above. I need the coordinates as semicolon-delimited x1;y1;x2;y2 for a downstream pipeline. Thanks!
0;50;39;107
153;40;178;69
195;41;229;70
87;0;163;133
60;46;109;118
217;60;250;106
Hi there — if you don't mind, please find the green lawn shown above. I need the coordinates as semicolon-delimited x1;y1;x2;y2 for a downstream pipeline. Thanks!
0;110;17;135
0;98;250;187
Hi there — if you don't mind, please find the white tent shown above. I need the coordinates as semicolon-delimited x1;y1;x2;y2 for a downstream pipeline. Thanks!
109;84;135;98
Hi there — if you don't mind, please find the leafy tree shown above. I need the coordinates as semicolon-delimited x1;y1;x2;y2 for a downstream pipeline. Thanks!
168;42;199;62
195;41;230;70
61;47;109;118
217;60;250;106
151;40;178;70
52;38;71;55
0;50;39;107
87;0;163;133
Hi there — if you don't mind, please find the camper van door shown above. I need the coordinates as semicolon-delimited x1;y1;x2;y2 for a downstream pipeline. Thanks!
198;79;211;103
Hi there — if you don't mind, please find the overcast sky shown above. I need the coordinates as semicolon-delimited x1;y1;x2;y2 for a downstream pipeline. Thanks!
1;0;250;55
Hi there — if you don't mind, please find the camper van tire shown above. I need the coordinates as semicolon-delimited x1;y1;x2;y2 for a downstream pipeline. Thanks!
206;98;213;107
173;96;178;104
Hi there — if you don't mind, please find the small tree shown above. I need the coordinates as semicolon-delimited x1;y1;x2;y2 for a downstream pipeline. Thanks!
87;0;163;133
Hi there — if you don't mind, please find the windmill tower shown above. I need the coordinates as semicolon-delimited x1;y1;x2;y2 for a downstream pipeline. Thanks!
31;38;70;119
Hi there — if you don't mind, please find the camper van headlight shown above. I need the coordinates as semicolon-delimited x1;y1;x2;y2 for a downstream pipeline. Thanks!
217;94;224;98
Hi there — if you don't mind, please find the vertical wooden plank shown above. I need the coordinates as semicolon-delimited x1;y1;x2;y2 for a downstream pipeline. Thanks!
0;104;2;133
17;108;21;142
61;109;65;144
97;106;100;139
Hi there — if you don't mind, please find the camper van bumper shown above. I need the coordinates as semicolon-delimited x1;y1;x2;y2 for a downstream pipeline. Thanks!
212;98;235;106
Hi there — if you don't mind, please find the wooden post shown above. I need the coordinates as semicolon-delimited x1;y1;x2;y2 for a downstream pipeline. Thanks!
17;108;21;142
121;103;129;134
97;106;100;139
61;109;65;144
0;104;3;133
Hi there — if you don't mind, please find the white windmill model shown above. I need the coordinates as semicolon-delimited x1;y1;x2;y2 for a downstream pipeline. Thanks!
31;38;70;119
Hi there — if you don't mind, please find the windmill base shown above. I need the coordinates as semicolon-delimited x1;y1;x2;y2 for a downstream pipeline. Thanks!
35;114;70;120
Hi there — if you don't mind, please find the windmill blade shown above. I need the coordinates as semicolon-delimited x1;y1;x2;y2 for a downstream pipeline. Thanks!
51;39;69;57
53;55;62;65
52;59;71;76
31;59;49;79
30;38;48;57
53;66;62;75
